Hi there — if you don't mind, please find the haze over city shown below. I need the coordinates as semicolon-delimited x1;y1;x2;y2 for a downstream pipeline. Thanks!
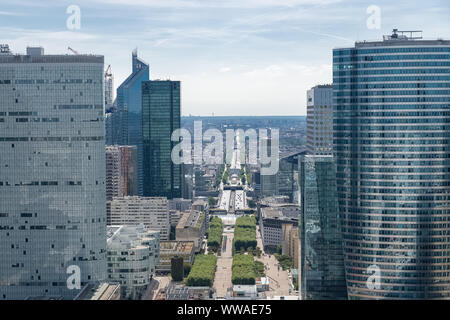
2;0;450;115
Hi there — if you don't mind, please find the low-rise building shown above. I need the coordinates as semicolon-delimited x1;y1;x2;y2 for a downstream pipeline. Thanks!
259;204;299;252
169;209;187;227
155;283;214;300
157;241;195;274
74;282;121;300
106;225;160;299
169;198;192;212
282;224;300;269
231;285;259;299
255;278;269;292
175;210;206;252
107;196;170;240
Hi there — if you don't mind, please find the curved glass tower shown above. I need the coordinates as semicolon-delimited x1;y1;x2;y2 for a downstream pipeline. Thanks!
333;31;450;299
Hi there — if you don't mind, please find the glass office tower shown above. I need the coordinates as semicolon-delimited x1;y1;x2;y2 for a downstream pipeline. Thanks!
0;47;106;299
333;30;450;299
112;50;149;195
142;80;181;199
299;155;347;300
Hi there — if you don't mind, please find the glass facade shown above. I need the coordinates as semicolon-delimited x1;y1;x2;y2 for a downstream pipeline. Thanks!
334;38;450;299
112;50;149;196
0;53;107;299
261;150;305;201
142;81;181;199
299;155;347;300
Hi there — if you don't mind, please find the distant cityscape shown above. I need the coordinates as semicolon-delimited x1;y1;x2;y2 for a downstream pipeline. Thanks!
1;25;450;302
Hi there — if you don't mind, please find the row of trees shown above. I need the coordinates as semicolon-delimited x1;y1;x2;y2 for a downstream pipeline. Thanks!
215;165;225;187
232;254;256;285
207;217;223;252
185;254;218;287
234;216;257;251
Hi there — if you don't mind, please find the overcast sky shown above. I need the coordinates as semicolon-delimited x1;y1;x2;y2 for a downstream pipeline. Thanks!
1;0;450;116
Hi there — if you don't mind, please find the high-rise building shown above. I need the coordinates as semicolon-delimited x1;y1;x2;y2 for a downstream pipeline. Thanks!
260;149;306;201
306;84;333;155
107;196;170;240
106;146;123;201
106;145;138;200
299;155;347;300
111;50;149;195
333;30;450;299
142;80;182;199
0;47;106;299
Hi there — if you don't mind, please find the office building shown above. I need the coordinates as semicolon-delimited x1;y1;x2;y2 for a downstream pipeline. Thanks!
169;198;192;212
106;225;160;299
175;210;206;252
260;149;306;201
107;196;170;240
106;145;138;200
0;47;106;299
299;155;347;300
306;85;333;155
110;50;149;195
259;204;299;252
156;241;195;274
142;80;181;199
334;30;450;299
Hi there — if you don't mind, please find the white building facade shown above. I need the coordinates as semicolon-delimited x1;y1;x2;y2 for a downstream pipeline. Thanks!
306;84;333;155
107;196;170;240
107;225;160;299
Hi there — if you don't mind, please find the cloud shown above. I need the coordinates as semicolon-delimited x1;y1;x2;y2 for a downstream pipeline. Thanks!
94;0;344;9
0;11;23;16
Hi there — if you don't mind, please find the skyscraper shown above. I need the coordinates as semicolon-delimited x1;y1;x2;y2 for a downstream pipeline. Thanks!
299;155;347;300
106;145;138;200
142;80;182;199
111;50;149;195
0;47;106;299
306;84;333;155
334;30;450;299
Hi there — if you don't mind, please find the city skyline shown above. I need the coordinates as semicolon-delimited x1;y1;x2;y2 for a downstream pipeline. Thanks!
2;0;450;116
2;0;450;305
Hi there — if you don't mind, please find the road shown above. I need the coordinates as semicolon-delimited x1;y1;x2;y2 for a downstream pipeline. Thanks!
213;229;234;298
256;225;293;297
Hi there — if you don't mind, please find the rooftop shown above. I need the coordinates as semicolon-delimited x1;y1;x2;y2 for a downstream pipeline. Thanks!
261;206;299;221
74;283;120;300
160;240;195;254
355;29;450;47
176;210;203;229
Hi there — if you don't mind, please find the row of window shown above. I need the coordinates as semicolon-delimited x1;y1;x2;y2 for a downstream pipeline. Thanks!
335;62;450;70
334;54;450;63
333;47;450;56
334;68;450;76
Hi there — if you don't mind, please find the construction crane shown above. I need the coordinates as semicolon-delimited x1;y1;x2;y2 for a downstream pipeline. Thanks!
67;46;79;55
105;65;112;77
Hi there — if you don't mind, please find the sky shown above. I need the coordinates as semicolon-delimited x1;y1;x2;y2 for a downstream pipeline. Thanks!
1;0;450;116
